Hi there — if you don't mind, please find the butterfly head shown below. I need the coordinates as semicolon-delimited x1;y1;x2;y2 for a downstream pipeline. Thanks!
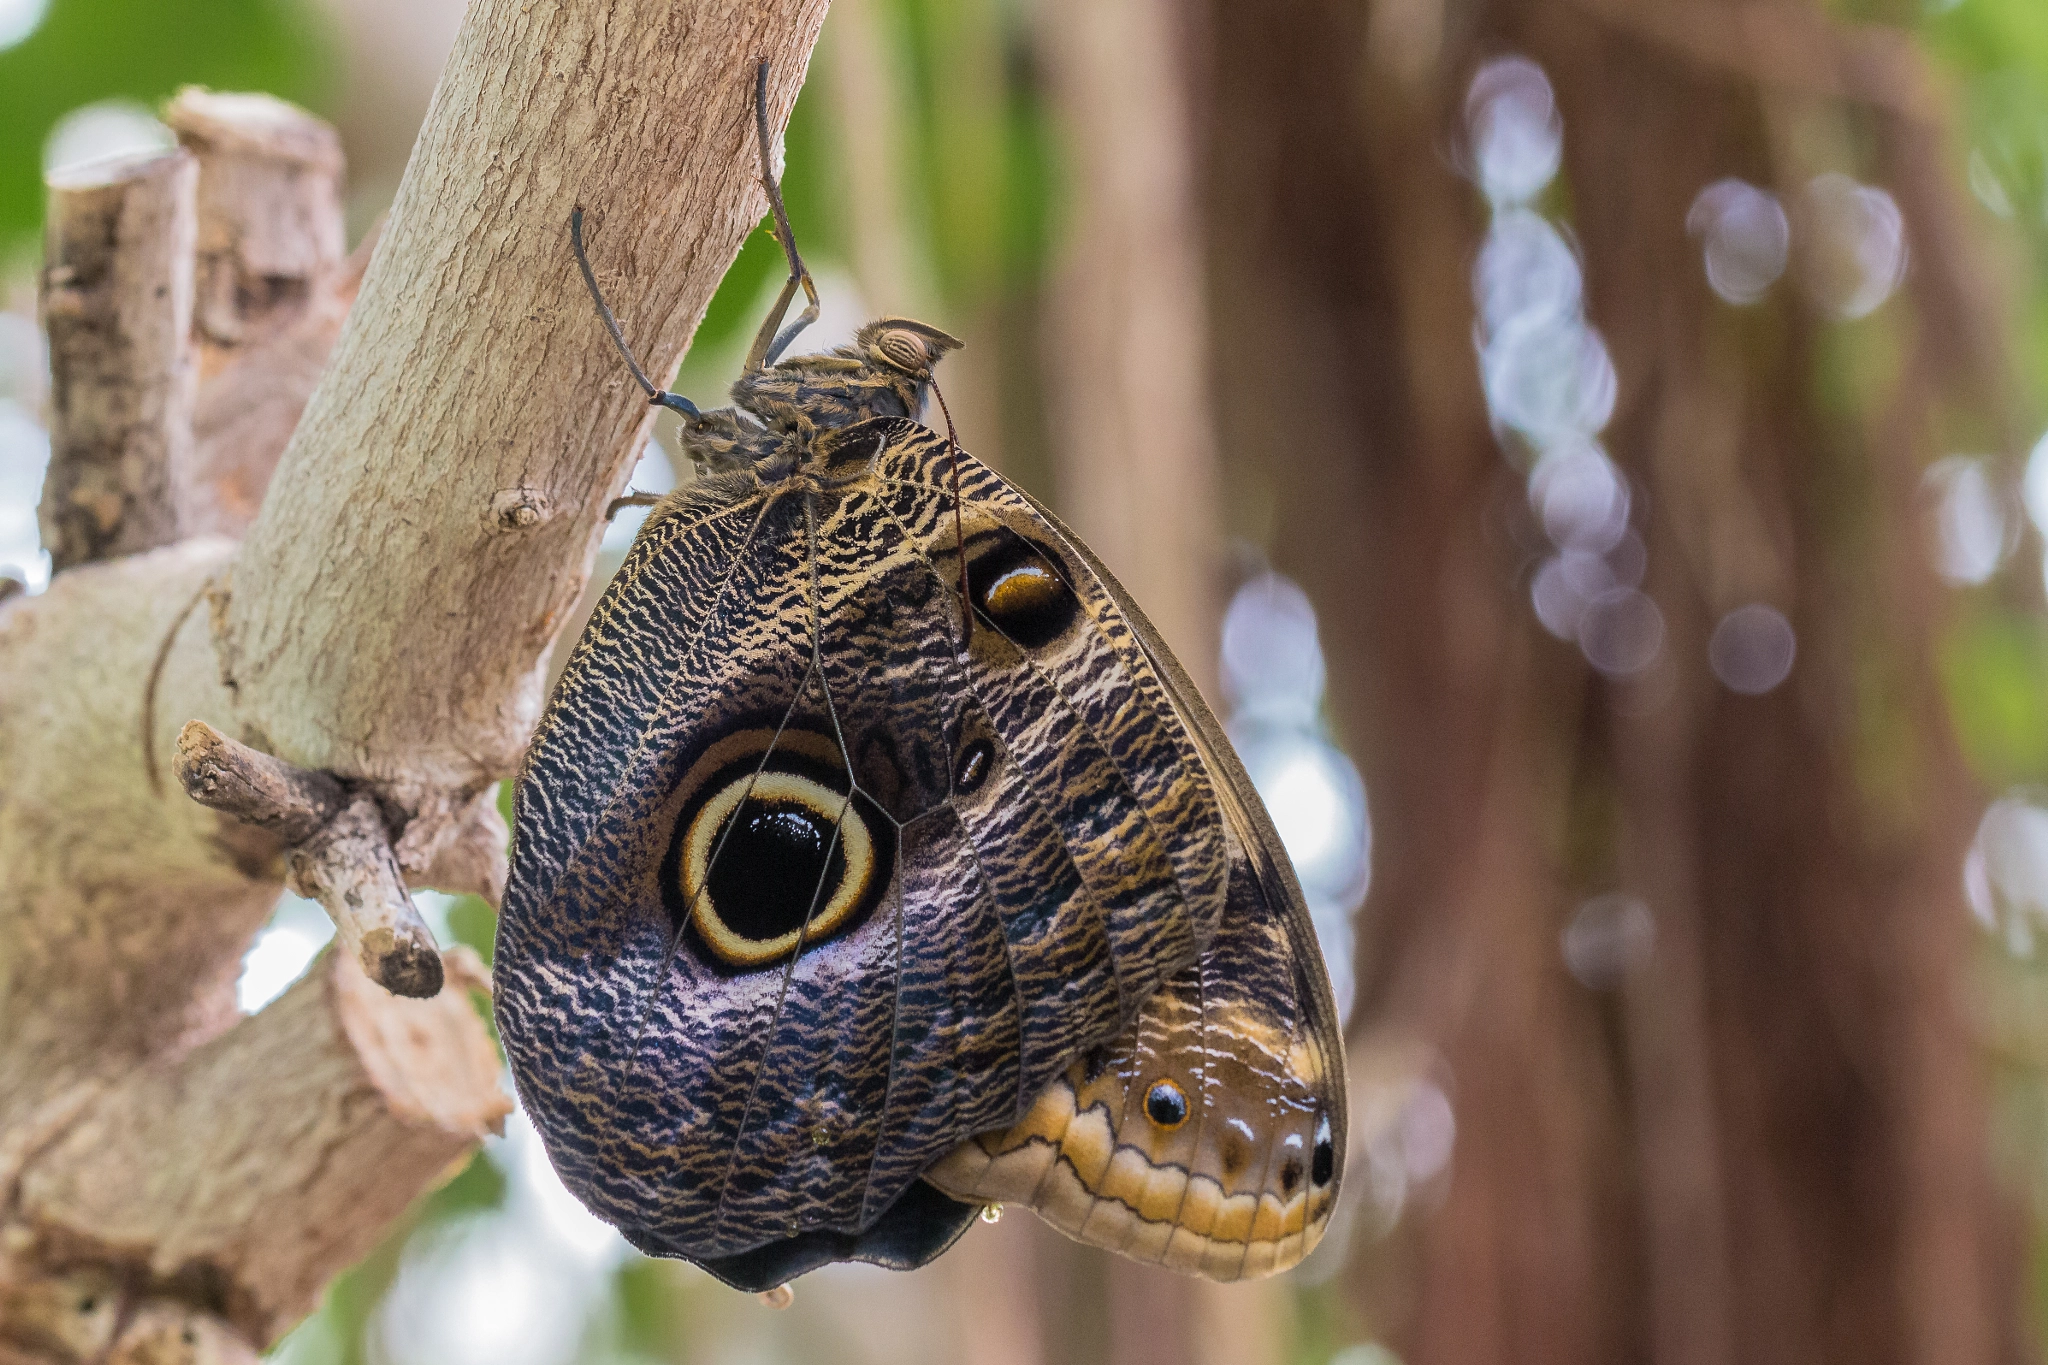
854;318;963;416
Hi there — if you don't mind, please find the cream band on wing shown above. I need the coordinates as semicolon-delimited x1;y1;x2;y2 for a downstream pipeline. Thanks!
924;1003;1341;1281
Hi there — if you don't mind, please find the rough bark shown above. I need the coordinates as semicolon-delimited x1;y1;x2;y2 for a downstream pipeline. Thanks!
38;151;198;571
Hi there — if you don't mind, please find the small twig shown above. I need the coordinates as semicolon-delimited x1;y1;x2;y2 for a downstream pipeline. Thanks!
173;719;344;844
287;797;445;999
174;722;442;997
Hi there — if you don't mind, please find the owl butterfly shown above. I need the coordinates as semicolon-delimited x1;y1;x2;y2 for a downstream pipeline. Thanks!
494;61;1348;1293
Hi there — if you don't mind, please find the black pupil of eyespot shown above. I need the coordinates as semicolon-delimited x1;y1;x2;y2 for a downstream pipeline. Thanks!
954;739;993;795
706;798;843;943
1145;1082;1187;1127
1311;1134;1334;1187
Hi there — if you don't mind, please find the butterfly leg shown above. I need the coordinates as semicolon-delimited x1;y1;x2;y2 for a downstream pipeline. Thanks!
604;491;665;520
743;58;821;374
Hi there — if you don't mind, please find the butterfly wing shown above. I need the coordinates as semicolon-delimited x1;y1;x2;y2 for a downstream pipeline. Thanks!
495;419;1231;1288
925;492;1351;1279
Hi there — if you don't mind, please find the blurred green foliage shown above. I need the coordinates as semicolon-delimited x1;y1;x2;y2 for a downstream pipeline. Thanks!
0;0;332;246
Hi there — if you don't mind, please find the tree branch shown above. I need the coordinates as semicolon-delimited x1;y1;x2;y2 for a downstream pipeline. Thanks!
38;151;198;571
167;87;347;377
167;88;353;540
7;950;505;1351
2;0;835;1353
215;0;834;830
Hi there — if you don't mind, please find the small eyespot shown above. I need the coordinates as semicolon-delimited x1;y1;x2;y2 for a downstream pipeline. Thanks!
1280;1157;1304;1195
1144;1079;1189;1130
953;738;995;796
1311;1115;1335;1187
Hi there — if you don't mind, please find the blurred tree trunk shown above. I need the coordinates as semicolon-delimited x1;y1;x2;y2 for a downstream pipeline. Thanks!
1200;1;2031;1363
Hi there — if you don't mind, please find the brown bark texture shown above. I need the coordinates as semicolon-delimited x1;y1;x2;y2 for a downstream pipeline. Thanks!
1197;0;2027;1363
1;0;833;1357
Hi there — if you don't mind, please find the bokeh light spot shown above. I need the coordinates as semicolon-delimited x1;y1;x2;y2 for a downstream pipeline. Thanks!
1579;588;1665;677
1465;56;1563;207
236;894;335;1013
0;0;44;51
1221;571;1327;725
1802;173;1908;321
1474;209;1582;342
1923;455;2013;586
1529;439;1629;551
1687;178;1790;305
43;100;176;178
1562;894;1655;989
1966;793;2048;958
1709;604;1796;695
0;400;50;593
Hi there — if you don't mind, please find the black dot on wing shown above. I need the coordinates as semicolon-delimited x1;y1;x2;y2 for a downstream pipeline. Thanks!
1145;1080;1189;1130
1311;1115;1335;1187
953;738;994;796
1280;1157;1304;1196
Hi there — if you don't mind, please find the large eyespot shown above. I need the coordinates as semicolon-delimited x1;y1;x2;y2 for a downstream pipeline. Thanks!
1311;1114;1335;1187
966;535;1079;649
1144;1079;1189;1130
661;731;893;971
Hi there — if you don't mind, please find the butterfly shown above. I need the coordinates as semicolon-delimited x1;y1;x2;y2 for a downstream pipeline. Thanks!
493;61;1348;1293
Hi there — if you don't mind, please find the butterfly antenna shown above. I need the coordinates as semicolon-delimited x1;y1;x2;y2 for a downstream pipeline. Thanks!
570;207;700;417
747;59;822;371
928;376;973;646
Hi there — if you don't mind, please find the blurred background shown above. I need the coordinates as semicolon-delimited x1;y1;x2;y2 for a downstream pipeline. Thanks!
7;0;2048;1361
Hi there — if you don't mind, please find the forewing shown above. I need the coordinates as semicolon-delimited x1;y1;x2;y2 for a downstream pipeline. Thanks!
924;489;1350;1280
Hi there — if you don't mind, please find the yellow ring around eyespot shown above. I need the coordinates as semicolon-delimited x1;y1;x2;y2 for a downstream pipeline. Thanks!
983;561;1062;618
679;771;875;968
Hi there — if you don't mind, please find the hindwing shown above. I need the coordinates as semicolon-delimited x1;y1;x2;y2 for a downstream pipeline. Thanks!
496;419;1231;1288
